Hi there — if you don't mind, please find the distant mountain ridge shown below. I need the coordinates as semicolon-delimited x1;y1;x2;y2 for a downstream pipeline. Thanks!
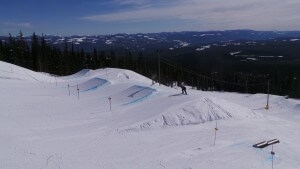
1;30;300;52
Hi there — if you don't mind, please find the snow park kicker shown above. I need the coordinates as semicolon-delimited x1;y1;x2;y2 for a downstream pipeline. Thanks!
122;97;261;131
112;85;156;105
62;69;91;79
70;77;109;92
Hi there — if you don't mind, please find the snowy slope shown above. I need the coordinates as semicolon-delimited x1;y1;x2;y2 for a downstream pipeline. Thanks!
0;61;299;169
0;61;57;83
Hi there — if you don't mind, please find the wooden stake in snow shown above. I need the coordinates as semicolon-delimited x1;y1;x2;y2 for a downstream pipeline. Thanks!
77;84;79;100
68;84;70;96
108;97;112;111
214;121;218;147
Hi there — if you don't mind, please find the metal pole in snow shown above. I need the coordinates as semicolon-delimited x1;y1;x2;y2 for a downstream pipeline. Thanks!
214;121;218;147
265;80;270;110
108;97;112;111
68;84;70;96
55;76;57;87
271;145;275;169
77;84;79;100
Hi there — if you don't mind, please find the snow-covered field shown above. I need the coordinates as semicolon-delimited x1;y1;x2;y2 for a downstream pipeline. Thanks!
1;61;299;169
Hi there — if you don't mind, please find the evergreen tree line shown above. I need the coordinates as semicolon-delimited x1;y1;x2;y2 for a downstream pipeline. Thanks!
0;32;299;98
0;32;154;76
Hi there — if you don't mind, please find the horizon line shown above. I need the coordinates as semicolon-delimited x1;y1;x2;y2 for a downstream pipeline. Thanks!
2;29;300;37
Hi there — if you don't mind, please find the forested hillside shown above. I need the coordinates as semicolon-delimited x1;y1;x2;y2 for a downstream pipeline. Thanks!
1;31;299;98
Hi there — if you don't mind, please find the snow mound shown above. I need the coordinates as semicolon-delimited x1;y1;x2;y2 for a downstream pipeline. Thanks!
0;61;55;83
62;69;91;79
116;70;152;83
112;85;156;105
124;97;260;131
70;77;109;92
292;104;300;113
294;104;300;109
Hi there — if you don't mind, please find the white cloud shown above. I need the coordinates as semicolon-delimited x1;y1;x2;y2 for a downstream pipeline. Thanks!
3;22;32;28
81;0;300;30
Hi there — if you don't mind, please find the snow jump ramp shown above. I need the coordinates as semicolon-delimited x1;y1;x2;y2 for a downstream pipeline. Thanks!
112;85;156;105
62;69;91;79
70;77;109;92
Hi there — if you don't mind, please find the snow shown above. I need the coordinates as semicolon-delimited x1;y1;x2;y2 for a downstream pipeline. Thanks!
144;36;156;40
196;45;210;51
70;77;109;92
174;40;190;47
1;61;300;169
105;40;112;45
259;56;275;58
193;34;222;37
247;57;257;61
290;39;299;42
230;51;242;56
68;37;87;43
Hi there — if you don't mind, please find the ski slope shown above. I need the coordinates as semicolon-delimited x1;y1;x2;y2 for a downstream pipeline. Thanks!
0;61;299;169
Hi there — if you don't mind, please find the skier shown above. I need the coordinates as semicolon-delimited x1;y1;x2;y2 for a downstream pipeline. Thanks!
180;85;187;95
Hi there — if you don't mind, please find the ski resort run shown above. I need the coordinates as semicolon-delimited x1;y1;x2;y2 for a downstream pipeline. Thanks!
0;61;300;169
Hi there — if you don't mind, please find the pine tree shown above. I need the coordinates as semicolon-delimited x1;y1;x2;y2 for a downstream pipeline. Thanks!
40;35;48;72
31;32;40;71
17;31;31;69
93;48;98;69
0;40;4;61
6;33;16;64
63;40;70;73
69;43;75;72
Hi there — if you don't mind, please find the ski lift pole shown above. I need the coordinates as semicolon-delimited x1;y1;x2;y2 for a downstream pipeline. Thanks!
108;97;112;111
214;121;218;147
68;84;70;96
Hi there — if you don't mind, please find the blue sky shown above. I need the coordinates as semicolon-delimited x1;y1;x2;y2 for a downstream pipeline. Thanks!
1;0;300;36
